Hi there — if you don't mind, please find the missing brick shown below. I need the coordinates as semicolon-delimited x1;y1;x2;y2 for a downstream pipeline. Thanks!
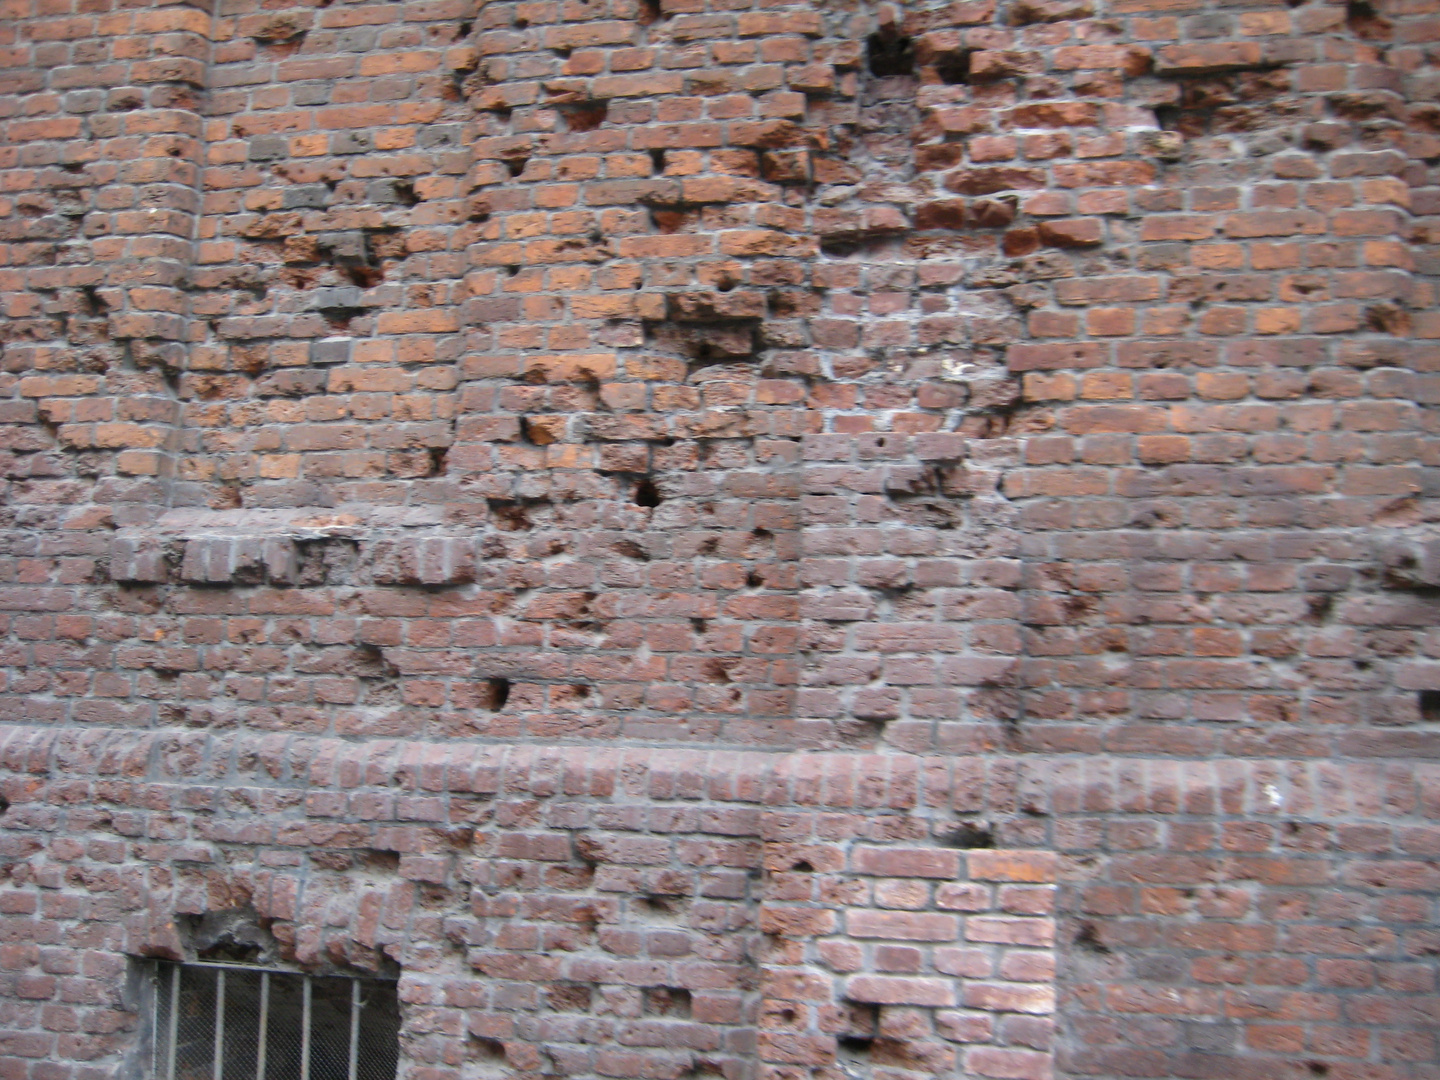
174;907;279;965
866;26;915;77
563;102;608;132
943;822;995;849
634;478;661;507
643;987;691;1017
933;50;972;84
1420;691;1440;721
1345;0;1392;39
483;678;511;711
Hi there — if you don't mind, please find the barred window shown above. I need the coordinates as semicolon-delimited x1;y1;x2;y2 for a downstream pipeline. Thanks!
153;963;400;1080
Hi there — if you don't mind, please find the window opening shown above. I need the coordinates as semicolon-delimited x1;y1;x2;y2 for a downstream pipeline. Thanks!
153;962;400;1080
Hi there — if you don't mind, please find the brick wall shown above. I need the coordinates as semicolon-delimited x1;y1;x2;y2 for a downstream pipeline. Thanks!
0;0;1437;1078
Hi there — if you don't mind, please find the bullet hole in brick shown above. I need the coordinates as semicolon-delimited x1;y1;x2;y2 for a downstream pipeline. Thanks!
1365;302;1410;335
1073;920;1111;954
612;539;650;560
564;102;608;132
634;478;661;507
1154;104;1182;130
790;859;814;872
457;20;472;36
649;148;666;173
514;15;529;28
933;50;972;84
691;617;707;634
746;570;763;587
716;277;737;293
651;208;686;234
637;0;665;26
643;986;691;1017
505;156;529;178
484;678;511;711
1305;594;1333;622
1419;691;1440;721
866;27;915;78
944;822;995;849
1307;1064;1331;1078
428;446;448;475
0;795;9;816
703;658;732;683
63;162;84;173
505;265;520;278
837;1035;875;1056
354;643;398;680
1355;659;1371;671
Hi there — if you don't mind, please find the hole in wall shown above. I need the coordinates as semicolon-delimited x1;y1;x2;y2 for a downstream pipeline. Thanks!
866;26;915;77
174;908;278;965
1345;0;1392;38
563;102;609;131
838;1000;879;1055
649;148;666;173
1420;690;1440;721
643;987;691;1017
1073;920;1112;954
634;478;661;507
943;822;995;848
484;678;511;711
637;0;665;25
391;180;420;207
933;51;972;84
504;156;529;178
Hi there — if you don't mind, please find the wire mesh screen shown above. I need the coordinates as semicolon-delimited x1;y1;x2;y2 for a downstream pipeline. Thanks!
155;964;399;1080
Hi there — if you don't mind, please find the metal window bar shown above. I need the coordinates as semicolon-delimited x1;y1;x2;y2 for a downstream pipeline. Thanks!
153;963;399;1080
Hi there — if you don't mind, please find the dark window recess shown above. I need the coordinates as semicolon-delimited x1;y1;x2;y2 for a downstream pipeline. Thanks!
153;963;400;1080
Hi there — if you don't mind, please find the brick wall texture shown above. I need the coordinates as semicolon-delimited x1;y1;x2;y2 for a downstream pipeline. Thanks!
0;0;1438;1078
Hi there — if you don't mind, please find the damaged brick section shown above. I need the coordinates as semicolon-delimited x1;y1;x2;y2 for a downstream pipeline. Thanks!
0;0;1438;1078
